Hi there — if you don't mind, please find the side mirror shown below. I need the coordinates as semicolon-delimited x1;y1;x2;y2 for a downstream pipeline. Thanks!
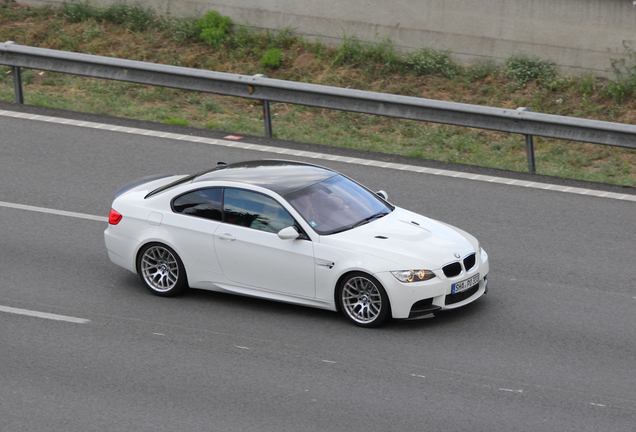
376;190;388;200
277;226;299;240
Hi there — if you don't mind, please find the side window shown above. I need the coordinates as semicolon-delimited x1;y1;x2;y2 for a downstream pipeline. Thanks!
172;188;223;221
224;189;295;233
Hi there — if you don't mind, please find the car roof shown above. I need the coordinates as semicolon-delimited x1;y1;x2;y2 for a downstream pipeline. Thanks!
192;160;338;196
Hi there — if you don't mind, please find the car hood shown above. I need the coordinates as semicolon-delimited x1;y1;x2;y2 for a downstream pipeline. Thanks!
320;207;478;270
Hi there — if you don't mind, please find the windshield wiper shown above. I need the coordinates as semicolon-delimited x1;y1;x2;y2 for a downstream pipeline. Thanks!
351;211;389;229
326;211;390;235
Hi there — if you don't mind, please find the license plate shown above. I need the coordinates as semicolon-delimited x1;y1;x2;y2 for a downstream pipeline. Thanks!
452;273;480;294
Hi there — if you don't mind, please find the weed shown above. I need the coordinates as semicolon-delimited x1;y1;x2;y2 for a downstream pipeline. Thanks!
465;59;500;82
504;56;557;87
332;35;367;66
575;73;597;97
407;47;460;78
168;17;199;43
260;48;283;69
605;80;633;104
261;28;298;50
61;1;157;32
61;0;95;22
0;66;10;83
606;42;636;103
332;35;404;74
82;19;102;42
540;75;573;92
1;2;55;19
101;3;156;32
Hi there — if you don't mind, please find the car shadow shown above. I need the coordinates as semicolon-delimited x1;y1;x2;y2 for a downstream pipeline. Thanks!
117;275;491;331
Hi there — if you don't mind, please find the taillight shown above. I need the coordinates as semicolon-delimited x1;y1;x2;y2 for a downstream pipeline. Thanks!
109;208;123;225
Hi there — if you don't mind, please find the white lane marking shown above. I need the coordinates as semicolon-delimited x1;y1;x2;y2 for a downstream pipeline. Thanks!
235;346;250;350
410;374;426;378
0;200;107;222
499;388;524;393
0;304;90;324
322;360;337;364
2;109;636;203
590;403;606;407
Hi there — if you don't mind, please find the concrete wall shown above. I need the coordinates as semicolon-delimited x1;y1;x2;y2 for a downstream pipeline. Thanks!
25;0;636;76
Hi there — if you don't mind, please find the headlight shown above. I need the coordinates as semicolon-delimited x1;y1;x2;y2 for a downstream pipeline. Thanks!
391;270;436;283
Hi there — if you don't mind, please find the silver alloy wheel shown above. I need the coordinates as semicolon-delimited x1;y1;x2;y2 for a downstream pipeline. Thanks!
140;245;180;293
341;275;383;324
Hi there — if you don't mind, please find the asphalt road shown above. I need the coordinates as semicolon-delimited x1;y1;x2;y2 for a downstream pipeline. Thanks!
1;106;635;431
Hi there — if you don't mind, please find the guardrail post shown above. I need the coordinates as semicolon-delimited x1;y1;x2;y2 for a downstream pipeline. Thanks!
13;66;24;104
250;74;273;138
5;42;24;104
525;133;536;173
517;107;536;173
262;100;273;138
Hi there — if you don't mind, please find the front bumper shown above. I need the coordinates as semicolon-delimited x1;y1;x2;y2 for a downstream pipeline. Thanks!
377;248;490;319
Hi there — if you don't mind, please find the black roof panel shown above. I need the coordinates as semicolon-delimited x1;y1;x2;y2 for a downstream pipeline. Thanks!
193;160;338;196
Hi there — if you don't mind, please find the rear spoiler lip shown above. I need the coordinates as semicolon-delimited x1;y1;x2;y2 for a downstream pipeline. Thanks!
114;174;175;199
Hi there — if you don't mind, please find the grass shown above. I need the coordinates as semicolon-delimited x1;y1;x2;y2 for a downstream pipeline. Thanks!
2;2;636;186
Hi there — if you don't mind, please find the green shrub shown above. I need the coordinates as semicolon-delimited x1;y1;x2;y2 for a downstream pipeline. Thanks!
504;56;557;87
260;48;283;68
194;10;232;47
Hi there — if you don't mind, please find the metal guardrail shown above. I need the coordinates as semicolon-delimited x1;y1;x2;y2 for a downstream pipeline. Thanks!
3;41;636;173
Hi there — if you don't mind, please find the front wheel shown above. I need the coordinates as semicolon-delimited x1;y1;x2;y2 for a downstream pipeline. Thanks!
338;272;390;327
137;243;187;297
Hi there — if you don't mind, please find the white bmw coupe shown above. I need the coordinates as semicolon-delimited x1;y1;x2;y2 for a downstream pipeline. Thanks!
105;160;489;327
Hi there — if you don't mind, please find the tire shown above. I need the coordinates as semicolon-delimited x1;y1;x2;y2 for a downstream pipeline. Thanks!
137;243;187;297
338;272;390;327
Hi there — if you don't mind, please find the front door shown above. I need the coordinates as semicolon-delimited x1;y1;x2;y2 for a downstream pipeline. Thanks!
214;188;315;298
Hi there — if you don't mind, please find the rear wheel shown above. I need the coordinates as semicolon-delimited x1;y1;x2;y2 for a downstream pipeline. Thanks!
137;243;187;297
338;272;390;327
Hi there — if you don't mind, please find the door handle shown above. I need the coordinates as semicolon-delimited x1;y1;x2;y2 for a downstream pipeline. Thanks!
217;233;236;241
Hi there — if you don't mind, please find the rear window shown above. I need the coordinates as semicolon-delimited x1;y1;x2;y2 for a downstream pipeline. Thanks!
172;188;223;221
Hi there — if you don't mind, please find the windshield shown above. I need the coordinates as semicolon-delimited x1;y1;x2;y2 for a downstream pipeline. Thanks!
285;175;393;235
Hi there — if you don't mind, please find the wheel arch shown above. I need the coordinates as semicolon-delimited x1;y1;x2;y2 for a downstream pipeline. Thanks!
132;228;183;273
136;241;190;296
333;270;392;316
134;240;189;285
